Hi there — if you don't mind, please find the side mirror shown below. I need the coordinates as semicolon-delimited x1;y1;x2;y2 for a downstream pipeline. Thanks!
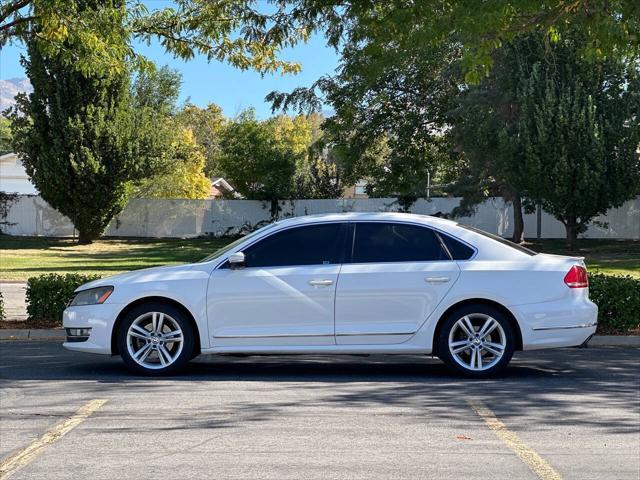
228;251;246;270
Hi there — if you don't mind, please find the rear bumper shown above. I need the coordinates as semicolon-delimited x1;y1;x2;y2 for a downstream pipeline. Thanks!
513;297;598;350
62;303;122;354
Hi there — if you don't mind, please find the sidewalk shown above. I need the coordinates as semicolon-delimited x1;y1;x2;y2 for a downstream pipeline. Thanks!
0;281;28;321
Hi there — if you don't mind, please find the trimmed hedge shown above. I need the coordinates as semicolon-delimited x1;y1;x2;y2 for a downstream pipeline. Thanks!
589;273;640;334
26;273;101;326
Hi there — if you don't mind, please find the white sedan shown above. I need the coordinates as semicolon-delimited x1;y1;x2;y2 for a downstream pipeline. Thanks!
63;212;598;376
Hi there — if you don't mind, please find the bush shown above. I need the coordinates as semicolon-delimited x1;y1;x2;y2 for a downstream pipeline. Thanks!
0;291;5;321
589;273;640;334
26;274;101;326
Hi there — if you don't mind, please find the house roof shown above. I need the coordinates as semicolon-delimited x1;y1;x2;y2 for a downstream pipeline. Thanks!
211;177;234;192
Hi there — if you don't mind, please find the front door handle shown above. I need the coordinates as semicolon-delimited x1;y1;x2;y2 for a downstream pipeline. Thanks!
425;276;450;284
308;279;334;287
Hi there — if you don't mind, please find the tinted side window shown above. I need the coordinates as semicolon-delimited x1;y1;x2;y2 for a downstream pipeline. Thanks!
351;223;449;263
244;224;342;268
440;233;475;260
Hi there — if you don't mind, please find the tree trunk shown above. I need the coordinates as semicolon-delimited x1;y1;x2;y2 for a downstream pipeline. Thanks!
77;230;93;245
565;221;578;251
511;194;524;244
269;198;279;221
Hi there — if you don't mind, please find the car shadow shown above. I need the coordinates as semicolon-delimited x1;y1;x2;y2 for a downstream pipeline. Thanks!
1;342;638;436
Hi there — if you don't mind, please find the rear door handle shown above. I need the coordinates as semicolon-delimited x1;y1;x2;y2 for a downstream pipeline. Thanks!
424;276;450;284
308;279;334;287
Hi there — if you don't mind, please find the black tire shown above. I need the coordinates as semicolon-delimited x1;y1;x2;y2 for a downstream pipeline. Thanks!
117;302;195;376
436;304;515;378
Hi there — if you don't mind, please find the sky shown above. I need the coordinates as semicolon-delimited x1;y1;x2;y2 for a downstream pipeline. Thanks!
0;28;339;119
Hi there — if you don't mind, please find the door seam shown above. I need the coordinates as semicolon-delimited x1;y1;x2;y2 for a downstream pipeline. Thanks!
333;263;343;345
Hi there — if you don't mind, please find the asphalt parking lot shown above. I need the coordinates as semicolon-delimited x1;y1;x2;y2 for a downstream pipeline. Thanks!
0;342;638;480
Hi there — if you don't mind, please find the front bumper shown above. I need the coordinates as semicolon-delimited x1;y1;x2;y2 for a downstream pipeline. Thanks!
62;303;123;354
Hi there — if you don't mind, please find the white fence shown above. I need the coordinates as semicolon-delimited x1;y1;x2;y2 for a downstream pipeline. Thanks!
2;195;639;239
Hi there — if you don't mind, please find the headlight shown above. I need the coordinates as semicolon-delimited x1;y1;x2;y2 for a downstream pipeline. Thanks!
69;286;113;306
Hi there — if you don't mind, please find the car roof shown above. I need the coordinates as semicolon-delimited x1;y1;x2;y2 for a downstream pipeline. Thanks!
273;212;458;228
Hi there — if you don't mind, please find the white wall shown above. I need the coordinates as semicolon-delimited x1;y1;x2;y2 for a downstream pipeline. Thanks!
2;195;639;239
0;154;38;195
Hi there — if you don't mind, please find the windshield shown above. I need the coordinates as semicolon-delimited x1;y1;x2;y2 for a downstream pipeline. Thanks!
458;224;538;256
198;223;277;263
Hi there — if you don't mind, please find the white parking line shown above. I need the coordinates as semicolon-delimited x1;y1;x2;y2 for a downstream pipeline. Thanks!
468;399;563;480
0;399;107;480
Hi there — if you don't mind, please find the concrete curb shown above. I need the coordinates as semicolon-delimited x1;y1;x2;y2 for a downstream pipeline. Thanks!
0;330;639;346
588;335;640;347
0;329;65;341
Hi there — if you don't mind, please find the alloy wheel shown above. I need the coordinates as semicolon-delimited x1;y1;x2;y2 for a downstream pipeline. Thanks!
126;312;184;370
447;313;506;372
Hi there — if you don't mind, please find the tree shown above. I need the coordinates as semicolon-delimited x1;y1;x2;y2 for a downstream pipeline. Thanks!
175;103;226;176
449;48;532;243
291;111;344;199
269;114;312;157
132;65;182;115
269;19;462;209
215;109;308;217
136;128;211;199
1;0;306;76
283;1;639;82
271;2;639;233
0;117;12;155
9;35;169;243
292;153;343;199
6;0;312;243
131;67;212;200
505;34;640;249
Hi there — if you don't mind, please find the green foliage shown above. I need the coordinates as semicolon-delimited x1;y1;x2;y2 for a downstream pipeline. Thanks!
1;0;306;77
589;273;640;334
9;32;170;243
269;26;461;207
131;66;212;199
270;1;640;216
137;128;212;199
0;290;5;321
0;192;18;233
0;116;12;155
175;104;340;200
449;39;535;241
452;32;640;247
286;1;639;82
508;33;640;247
26;273;101;325
293;150;343;199
175;103;226;176
132;65;182;115
215;109;311;215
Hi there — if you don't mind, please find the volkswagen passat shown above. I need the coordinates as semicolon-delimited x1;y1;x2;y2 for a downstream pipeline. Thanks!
63;213;597;376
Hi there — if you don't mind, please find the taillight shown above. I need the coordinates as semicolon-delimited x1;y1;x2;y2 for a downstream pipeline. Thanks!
564;265;588;288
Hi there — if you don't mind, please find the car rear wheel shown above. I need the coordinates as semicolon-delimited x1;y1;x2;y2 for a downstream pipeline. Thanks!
117;303;195;375
437;305;515;377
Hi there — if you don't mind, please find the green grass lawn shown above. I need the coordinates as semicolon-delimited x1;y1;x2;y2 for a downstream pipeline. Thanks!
526;238;640;278
0;235;638;281
0;236;230;281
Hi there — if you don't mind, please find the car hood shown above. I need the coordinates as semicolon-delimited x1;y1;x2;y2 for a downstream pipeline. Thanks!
76;264;196;291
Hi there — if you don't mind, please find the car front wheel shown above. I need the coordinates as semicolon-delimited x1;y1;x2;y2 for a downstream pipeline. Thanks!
437;305;515;377
117;302;195;375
